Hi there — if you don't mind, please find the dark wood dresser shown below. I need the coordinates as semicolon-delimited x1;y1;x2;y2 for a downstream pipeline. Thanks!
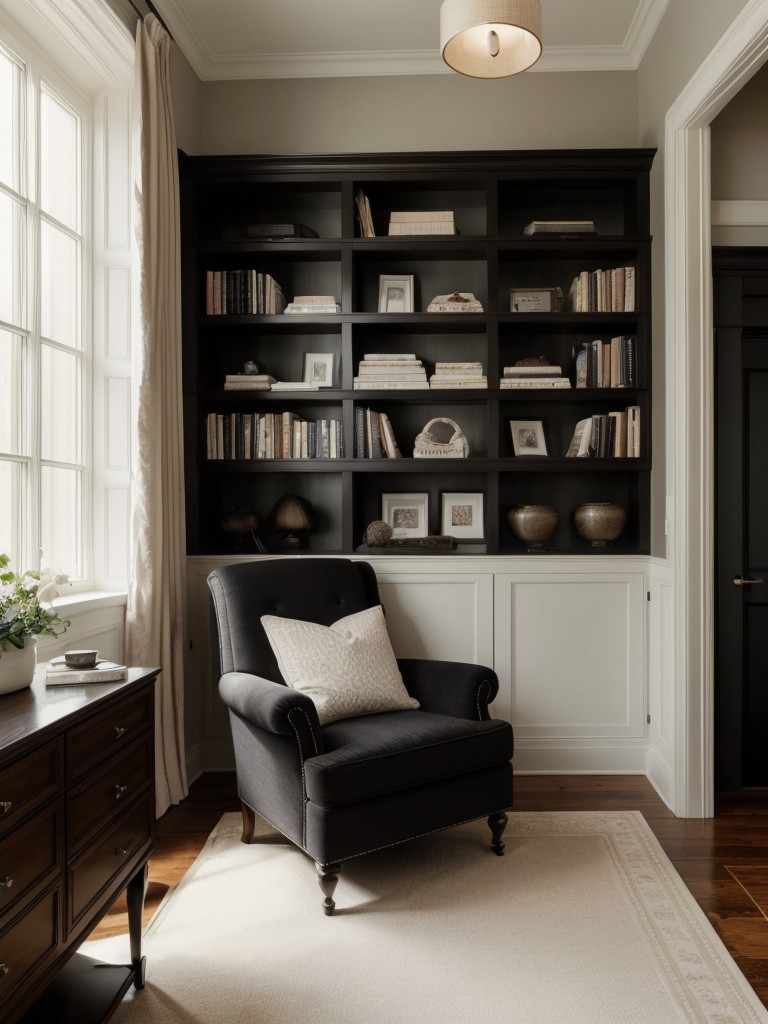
0;667;159;1024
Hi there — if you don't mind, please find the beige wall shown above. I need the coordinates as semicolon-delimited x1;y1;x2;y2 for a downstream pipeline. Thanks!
198;71;639;154
171;42;203;154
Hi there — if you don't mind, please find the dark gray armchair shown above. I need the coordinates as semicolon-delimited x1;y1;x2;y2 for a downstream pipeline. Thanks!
208;557;513;914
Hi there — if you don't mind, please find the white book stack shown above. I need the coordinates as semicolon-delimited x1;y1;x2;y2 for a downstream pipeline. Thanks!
500;364;571;389
284;294;340;315
388;211;456;236
354;353;429;390
429;361;487;389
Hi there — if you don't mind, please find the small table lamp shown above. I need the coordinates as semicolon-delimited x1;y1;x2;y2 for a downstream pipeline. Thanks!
270;494;315;548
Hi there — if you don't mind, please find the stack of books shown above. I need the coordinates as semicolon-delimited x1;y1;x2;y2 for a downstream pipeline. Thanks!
429;361;487;389
223;374;276;391
388;211;455;236
575;336;636;389
355;189;375;237
354;407;401;459
270;381;320;391
565;406;641;458
523;220;595;236
204;270;285;315
353;354;429;390
568;267;635;312
500;364;571;389
283;295;340;315
45;658;128;685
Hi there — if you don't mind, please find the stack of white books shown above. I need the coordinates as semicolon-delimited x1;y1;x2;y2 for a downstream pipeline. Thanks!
354;353;429;390
270;381;320;391
388;211;455;236
429;361;487;389
283;294;340;315
500;364;571;389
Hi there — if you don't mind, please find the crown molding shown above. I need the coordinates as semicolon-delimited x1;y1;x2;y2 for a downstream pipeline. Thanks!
159;0;671;81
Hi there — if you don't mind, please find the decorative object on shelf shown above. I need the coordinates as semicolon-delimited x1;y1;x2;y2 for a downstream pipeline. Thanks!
414;417;469;458
573;502;627;547
243;360;260;375
64;649;98;668
302;352;334;387
378;274;414;313
441;492;484;540
362;520;394;547
440;0;542;79
0;553;70;694
427;291;483;313
507;504;559;549
269;494;315;548
382;493;429;538
244;223;318;240
510;286;563;312
220;508;265;551
510;419;547;456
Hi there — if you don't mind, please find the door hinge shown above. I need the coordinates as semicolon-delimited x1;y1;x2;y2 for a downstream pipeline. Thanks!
647;714;651;724
647;591;651;602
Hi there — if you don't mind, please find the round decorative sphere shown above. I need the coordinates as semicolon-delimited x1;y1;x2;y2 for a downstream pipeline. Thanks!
573;502;627;547
507;504;559;546
363;520;393;547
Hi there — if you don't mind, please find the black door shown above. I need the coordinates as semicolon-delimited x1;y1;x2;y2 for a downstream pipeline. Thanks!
714;248;768;790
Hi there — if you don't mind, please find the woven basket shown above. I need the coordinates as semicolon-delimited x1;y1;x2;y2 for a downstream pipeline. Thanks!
413;417;469;458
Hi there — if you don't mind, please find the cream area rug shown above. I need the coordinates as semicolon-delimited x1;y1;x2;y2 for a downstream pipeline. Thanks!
84;810;768;1024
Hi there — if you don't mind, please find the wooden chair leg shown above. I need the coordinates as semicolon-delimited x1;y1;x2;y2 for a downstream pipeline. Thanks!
488;811;508;855
240;800;257;844
316;862;341;916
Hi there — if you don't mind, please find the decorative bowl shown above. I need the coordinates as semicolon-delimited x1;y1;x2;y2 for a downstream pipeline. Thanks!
64;649;99;668
507;504;559;548
573;502;627;547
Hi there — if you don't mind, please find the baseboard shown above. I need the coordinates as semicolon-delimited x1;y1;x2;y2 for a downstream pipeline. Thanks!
513;741;649;774
646;746;675;811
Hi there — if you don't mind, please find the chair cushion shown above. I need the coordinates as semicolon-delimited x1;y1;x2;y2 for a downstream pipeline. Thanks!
260;605;419;725
304;710;514;807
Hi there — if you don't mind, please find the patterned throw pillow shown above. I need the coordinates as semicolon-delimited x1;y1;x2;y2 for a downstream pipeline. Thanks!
260;605;419;725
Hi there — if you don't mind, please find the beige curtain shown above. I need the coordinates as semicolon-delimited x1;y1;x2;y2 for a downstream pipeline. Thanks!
127;13;188;817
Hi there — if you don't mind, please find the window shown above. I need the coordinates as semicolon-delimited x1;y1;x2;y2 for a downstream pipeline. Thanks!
0;37;88;580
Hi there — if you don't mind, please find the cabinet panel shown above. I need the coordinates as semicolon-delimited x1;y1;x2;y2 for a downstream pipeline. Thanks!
494;571;645;738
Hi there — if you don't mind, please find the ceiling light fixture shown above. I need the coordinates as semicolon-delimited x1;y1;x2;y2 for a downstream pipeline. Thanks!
440;0;542;79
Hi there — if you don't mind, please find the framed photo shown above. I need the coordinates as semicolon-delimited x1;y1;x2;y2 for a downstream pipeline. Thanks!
378;274;414;313
381;492;428;538
303;352;334;387
510;420;547;456
510;287;561;313
441;492;484;540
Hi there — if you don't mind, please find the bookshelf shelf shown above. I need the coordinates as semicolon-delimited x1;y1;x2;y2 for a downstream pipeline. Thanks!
180;148;654;557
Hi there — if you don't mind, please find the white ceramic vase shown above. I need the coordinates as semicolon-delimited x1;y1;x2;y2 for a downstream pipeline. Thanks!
0;637;37;695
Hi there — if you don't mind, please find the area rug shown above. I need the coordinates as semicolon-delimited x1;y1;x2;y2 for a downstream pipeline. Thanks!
84;810;768;1024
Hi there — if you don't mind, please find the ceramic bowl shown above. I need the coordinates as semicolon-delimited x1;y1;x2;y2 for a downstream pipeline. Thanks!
573;502;627;547
507;504;559;547
64;649;99;668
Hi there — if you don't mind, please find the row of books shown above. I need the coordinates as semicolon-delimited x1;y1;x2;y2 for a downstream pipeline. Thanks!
565;407;641;458
354;407;401;459
205;270;285;315
575;336;636;388
568;267;635;313
205;412;344;460
500;364;571;389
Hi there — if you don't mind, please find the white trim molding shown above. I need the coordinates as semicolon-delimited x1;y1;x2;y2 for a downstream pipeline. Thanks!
665;0;768;817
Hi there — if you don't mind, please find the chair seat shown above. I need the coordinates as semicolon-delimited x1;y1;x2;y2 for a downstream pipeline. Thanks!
305;710;513;808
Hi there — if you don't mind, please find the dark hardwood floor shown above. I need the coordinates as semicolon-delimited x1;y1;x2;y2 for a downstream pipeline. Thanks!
96;773;768;1009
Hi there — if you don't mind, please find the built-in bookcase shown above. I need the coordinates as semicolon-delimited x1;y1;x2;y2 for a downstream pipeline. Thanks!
180;148;654;557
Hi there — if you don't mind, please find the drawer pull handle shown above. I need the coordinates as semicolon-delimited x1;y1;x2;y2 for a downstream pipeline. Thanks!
0;964;8;978
114;727;127;739
0;802;11;816
114;784;128;800
115;846;128;856
0;877;13;889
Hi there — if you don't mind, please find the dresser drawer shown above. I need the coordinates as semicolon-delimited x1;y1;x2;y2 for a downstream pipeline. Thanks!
68;735;152;853
0;885;60;1012
68;688;152;778
0;740;62;838
0;803;61;921
68;792;153;929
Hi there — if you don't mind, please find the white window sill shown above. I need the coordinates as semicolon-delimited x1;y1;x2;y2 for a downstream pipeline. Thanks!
52;590;128;616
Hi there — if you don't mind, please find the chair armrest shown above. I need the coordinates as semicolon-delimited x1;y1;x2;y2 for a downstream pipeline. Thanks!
219;672;324;755
397;659;500;721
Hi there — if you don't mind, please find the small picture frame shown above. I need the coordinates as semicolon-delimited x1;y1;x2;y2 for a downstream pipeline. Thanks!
303;352;334;387
441;492;484;540
378;274;414;313
382;492;428;538
510;287;561;313
510;420;547;456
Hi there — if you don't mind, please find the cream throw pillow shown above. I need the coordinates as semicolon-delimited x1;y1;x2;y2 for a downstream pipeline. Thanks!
260;605;419;725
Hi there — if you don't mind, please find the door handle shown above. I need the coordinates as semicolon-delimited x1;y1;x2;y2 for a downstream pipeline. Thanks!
733;576;765;587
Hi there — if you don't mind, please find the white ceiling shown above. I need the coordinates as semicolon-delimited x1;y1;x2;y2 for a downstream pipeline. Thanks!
152;0;671;81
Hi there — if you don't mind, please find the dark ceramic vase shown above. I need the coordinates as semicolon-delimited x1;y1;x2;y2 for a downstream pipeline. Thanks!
573;502;626;547
507;504;559;548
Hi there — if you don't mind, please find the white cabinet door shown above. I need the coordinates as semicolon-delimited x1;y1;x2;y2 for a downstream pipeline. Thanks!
495;570;646;771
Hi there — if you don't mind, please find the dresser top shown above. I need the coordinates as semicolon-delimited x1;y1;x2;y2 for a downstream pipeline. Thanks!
0;667;159;758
